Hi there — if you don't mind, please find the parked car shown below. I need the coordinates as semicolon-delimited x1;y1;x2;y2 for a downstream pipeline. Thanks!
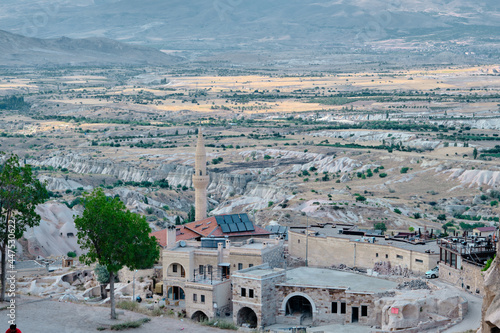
425;266;439;279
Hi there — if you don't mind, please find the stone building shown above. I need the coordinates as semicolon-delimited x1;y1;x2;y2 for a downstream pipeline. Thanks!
162;231;284;321
232;265;399;329
289;224;440;275
438;234;497;295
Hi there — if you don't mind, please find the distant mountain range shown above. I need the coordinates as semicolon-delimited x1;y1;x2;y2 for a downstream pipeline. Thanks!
0;0;498;66
0;30;181;67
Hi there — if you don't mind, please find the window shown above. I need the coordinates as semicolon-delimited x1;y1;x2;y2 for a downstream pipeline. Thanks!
332;302;338;313
385;254;388;259
249;289;254;298
241;288;246;297
249;264;254;268
238;263;243;270
376;253;379;258
199;265;204;275
396;255;403;259
340;302;346;314
201;295;205;303
361;305;368;317
415;259;423;263
193;294;197;302
298;239;300;243
172;264;177;273
207;265;212;275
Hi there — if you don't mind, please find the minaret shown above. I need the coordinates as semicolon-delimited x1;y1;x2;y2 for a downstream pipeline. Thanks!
192;128;209;221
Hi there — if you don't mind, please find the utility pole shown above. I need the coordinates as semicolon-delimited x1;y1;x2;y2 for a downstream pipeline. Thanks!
305;214;309;267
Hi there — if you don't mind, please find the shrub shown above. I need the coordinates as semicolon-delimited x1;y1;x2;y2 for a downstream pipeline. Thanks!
437;214;447;221
374;222;387;232
400;167;409;174
67;251;77;258
379;173;387;178
413;213;421;219
264;155;272;160
491;200;499;207
201;319;238;330
268;201;274;207
110;318;150;330
394;208;402;214
355;195;366;202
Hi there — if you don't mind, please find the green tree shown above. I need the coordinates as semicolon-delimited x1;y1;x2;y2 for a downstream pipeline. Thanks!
473;147;478;159
0;153;47;301
355;195;366;202
175;215;182;225
374;222;387;233
187;205;195;222
437;214;447;221
75;188;159;319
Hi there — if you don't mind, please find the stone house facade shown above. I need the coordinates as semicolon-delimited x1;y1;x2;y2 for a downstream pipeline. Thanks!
289;227;439;274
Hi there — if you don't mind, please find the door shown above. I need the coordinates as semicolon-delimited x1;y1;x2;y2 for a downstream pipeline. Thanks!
352;307;359;323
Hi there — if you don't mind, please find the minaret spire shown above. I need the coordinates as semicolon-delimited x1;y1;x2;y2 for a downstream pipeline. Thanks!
193;127;209;221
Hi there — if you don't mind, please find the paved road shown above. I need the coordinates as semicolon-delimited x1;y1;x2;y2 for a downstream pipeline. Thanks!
430;279;483;333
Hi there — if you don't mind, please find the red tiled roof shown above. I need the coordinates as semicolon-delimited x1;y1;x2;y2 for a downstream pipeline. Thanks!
176;215;271;241
176;225;201;241
150;229;168;247
475;227;496;232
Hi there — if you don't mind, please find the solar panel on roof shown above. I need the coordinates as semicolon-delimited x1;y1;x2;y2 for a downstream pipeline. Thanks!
244;222;255;231
240;214;251;223
230;214;241;223
221;224;230;233
215;216;226;225
224;215;233;224
236;223;247;232
229;223;239;232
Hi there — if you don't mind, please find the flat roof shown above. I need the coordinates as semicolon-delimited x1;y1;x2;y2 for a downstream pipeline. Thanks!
282;267;397;293
291;226;440;254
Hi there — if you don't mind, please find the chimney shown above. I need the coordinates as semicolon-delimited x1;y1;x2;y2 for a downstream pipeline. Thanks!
225;239;231;249
166;225;177;249
217;242;224;265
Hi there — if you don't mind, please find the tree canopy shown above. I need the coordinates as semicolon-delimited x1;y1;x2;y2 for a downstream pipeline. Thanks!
75;188;159;319
0;153;48;301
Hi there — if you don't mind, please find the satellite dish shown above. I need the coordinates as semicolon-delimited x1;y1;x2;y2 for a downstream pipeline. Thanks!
179;241;186;247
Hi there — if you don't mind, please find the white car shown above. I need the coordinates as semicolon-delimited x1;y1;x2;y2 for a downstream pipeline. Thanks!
425;267;439;279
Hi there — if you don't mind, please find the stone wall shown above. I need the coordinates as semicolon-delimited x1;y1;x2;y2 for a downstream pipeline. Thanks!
184;280;231;319
289;230;438;274
232;267;286;328
275;285;379;326
439;261;485;295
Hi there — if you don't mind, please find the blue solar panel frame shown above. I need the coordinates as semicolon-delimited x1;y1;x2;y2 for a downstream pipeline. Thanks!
240;214;251;223
236;223;247;232
224;215;233;224
215;216;226;225
230;214;241;223
244;222;255;231
221;224;230;233
229;223;239;232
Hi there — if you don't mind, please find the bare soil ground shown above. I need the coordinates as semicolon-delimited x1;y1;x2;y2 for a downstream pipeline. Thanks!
1;296;226;333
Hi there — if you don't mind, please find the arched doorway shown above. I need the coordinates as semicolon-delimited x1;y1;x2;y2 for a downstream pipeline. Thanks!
167;286;185;301
285;295;313;325
191;310;208;322
237;307;258;328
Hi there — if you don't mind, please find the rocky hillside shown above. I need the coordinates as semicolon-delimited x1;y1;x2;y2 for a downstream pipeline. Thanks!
0;29;181;67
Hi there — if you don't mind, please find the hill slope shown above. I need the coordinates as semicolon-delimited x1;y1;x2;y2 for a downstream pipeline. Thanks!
0;29;181;67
